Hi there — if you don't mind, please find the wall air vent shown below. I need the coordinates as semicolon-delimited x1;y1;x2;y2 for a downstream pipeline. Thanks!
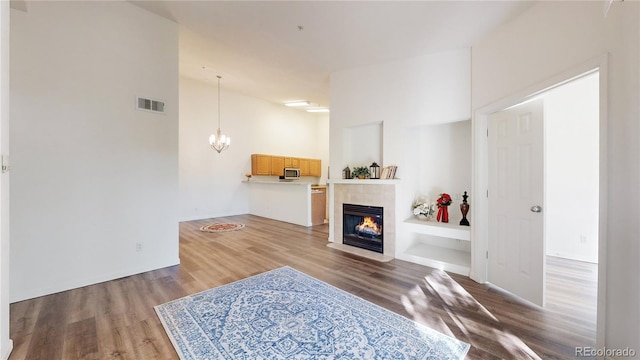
136;96;165;114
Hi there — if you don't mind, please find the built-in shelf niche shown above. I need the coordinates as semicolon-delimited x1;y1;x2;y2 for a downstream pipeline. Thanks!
398;119;472;276
402;217;471;275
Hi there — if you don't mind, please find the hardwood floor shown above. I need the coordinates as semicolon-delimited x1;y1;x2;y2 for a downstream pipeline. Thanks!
9;215;596;359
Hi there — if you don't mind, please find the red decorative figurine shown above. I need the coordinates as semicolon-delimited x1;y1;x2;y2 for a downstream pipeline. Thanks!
436;193;452;223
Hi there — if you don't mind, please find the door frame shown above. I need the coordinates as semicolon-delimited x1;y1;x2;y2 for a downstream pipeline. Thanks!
470;54;608;349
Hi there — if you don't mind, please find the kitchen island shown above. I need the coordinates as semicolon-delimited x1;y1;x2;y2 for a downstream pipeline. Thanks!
244;180;324;227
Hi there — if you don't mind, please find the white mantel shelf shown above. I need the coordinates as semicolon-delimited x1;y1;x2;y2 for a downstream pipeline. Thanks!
403;217;470;241
328;179;400;185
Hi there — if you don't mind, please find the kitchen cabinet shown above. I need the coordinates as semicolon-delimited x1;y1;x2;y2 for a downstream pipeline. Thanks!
299;158;310;176
251;154;322;177
271;156;285;176
309;159;322;177
251;154;271;175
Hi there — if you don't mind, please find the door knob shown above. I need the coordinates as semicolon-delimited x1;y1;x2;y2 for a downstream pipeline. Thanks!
530;205;542;213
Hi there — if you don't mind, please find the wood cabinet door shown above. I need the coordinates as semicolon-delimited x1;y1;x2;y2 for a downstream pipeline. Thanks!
284;157;293;168
290;158;300;168
309;159;322;177
299;158;310;176
251;154;271;175
311;188;326;225
271;156;285;176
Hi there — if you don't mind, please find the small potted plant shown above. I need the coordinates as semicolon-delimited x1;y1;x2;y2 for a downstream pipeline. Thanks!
351;166;370;179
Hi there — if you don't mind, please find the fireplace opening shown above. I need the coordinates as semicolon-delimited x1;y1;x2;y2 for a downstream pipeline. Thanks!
343;204;383;253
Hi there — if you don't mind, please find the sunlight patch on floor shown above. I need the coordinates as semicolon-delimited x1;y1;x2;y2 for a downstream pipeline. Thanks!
401;269;542;359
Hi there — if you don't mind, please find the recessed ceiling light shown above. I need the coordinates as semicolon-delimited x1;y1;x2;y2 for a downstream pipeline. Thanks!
284;101;311;107
306;108;330;113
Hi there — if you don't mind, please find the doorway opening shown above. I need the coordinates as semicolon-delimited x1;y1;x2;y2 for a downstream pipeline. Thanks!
541;72;599;335
485;69;606;345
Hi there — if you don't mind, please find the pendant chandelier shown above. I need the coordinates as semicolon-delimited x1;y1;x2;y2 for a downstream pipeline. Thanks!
209;75;231;153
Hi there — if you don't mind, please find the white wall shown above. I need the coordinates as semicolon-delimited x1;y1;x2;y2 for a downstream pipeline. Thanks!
330;48;471;181
10;2;180;302
316;113;330;179
417;120;472;225
179;76;329;221
0;0;11;357
545;72;599;263
342;122;382;171
329;48;471;254
471;0;639;351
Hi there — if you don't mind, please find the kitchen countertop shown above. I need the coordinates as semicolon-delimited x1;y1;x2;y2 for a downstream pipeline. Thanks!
243;180;328;187
242;180;314;185
327;179;400;185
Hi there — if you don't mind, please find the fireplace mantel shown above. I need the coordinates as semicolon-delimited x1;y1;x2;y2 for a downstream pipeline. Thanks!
328;181;399;259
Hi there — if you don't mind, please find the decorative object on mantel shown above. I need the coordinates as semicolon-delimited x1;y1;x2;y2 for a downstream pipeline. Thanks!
208;75;231;153
380;165;398;179
436;193;452;223
200;223;245;232
351;166;370;179
413;198;436;220
342;166;351;179
369;162;381;179
245;173;252;181
460;191;470;226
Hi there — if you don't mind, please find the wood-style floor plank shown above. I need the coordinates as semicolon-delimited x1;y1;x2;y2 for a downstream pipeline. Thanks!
23;291;70;360
62;318;99;360
9;215;597;359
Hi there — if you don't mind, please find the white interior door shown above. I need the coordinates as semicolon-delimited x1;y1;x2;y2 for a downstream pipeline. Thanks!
488;99;544;306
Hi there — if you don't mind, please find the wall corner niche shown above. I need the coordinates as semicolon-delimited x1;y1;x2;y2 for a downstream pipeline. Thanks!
397;119;472;276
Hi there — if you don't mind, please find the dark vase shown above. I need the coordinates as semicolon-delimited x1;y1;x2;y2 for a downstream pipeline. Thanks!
460;191;470;226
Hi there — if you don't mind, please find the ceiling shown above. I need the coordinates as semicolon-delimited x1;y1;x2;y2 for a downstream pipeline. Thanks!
130;1;536;109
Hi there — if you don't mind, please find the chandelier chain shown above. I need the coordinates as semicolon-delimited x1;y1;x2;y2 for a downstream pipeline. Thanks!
217;75;221;130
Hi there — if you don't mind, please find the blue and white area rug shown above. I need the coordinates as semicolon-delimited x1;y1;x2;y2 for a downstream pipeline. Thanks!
155;266;470;360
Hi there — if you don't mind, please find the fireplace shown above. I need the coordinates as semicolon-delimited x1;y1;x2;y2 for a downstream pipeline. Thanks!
342;204;383;253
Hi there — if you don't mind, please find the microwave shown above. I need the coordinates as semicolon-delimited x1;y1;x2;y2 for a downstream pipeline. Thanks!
282;168;301;180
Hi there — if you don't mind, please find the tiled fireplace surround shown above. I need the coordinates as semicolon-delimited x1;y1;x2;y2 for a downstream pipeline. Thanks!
331;182;397;259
